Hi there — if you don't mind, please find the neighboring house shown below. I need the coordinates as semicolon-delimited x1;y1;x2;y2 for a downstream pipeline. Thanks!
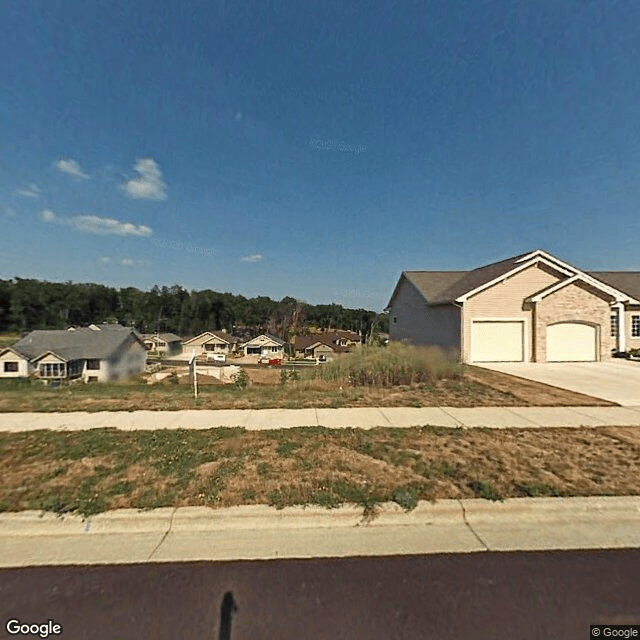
0;324;147;383
142;333;183;356
386;249;640;363
292;330;363;357
302;341;350;361
242;334;287;358
183;331;241;356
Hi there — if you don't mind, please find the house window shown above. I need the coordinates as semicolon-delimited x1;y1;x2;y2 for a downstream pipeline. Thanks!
611;314;619;338
271;346;279;352
4;362;18;372
87;376;98;383
632;315;640;338
86;359;100;370
39;362;65;377
393;316;397;324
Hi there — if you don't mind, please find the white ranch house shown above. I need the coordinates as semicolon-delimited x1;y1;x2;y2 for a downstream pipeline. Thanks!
0;324;147;383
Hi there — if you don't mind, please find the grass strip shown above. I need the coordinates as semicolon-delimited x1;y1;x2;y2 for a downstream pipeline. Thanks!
1;424;638;517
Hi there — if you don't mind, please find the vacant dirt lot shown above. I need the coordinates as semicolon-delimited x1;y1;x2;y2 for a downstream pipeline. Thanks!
0;365;614;413
1;425;638;516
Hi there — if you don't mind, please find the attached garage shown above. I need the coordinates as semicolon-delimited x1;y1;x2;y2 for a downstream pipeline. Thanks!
470;320;525;362
546;322;597;362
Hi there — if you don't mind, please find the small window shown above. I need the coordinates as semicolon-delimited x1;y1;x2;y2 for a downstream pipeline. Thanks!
4;361;18;372
611;314;619;338
393;316;397;324
271;346;279;352
632;315;640;338
87;376;98;382
86;359;100;370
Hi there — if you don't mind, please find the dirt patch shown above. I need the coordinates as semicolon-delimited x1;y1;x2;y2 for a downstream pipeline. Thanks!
464;366;617;406
244;368;281;385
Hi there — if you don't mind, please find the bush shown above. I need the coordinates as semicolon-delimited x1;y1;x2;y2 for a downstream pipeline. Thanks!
232;368;249;390
307;343;462;387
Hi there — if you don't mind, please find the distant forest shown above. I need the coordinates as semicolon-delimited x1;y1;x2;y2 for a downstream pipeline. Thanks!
0;278;388;340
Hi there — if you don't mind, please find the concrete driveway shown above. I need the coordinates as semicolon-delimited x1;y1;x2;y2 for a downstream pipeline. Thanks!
476;360;640;406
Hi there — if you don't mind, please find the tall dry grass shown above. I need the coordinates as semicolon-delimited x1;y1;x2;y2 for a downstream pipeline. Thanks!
308;343;463;387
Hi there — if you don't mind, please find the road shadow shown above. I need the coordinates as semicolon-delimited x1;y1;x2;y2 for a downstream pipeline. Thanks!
218;591;238;640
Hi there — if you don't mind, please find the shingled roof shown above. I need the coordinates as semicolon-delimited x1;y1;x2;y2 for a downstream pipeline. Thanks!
391;251;640;307
397;252;532;306
588;272;640;302
11;326;140;361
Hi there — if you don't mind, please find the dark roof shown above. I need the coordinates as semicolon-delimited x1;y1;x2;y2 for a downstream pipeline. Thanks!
144;333;183;343
402;257;526;306
394;251;640;307
293;331;362;350
587;272;640;302
12;326;140;361
402;271;469;304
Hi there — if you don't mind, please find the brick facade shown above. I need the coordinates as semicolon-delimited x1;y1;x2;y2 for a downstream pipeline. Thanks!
534;282;612;362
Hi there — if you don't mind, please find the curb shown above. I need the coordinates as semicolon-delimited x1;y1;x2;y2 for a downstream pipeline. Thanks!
0;497;639;567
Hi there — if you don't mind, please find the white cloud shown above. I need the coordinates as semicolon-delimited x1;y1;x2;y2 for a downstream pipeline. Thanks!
70;215;153;237
40;209;152;237
17;184;40;198
55;158;90;179
240;253;262;262
122;158;167;200
121;258;135;266
1;206;16;218
99;256;111;264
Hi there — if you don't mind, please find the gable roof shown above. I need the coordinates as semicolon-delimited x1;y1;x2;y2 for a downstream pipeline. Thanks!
143;333;183;343
388;250;640;307
243;333;287;347
183;331;240;345
11;326;141;362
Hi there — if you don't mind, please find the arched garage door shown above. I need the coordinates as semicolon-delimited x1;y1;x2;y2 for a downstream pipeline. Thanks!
546;323;597;362
470;321;524;362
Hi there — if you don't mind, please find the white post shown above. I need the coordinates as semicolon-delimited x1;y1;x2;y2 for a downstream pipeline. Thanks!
617;302;626;353
189;353;198;399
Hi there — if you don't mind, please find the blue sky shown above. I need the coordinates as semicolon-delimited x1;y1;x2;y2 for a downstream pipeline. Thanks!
1;0;640;312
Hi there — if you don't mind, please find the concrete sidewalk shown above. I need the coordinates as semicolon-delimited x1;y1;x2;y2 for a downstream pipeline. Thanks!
1;405;640;431
0;497;638;567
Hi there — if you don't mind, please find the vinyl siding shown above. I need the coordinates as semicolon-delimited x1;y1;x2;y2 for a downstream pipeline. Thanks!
463;263;562;362
0;351;31;377
388;277;461;354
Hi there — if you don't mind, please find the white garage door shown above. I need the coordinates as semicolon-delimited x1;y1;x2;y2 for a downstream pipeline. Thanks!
471;321;524;362
546;323;597;362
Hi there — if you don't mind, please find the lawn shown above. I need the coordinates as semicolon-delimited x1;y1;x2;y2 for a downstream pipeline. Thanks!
1;424;638;516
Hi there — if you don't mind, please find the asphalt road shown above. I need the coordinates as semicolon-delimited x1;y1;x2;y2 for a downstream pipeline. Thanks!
1;549;639;640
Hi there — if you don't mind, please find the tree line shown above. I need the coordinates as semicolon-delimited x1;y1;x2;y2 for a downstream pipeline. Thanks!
0;278;388;340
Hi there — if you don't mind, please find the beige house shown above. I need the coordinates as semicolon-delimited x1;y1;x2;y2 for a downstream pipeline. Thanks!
242;334;287;358
0;324;147;383
183;331;241;356
386;249;640;363
142;333;183;356
292;330;363;357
